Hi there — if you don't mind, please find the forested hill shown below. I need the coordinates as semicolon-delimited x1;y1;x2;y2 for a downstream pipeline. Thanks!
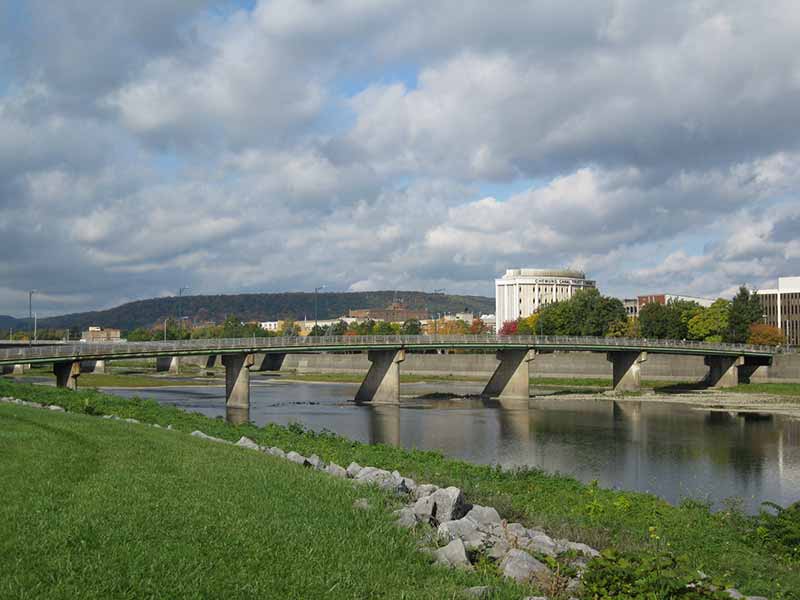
10;291;494;332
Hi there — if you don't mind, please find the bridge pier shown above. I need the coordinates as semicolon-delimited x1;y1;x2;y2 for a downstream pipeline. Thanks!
2;364;26;375
251;353;286;372
607;351;647;393
222;353;254;410
80;360;106;374
54;361;81;390
482;349;535;399
704;355;744;388
355;349;405;404
156;356;181;374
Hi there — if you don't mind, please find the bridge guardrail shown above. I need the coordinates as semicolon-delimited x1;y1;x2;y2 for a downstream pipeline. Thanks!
0;334;788;364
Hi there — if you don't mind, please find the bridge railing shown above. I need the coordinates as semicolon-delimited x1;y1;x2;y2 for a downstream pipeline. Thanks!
0;334;788;364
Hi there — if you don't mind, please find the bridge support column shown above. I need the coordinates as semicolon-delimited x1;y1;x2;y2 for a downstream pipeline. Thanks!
251;353;286;372
156;356;181;374
607;351;647;393
355;349;405;404
222;353;254;410
80;360;106;374
482;349;535;399
704;355;744;388
13;364;25;375
54;361;81;390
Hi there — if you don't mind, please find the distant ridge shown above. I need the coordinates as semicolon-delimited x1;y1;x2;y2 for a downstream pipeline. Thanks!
3;291;494;332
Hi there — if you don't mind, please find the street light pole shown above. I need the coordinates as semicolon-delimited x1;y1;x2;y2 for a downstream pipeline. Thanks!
178;286;190;336
314;285;326;326
28;290;36;346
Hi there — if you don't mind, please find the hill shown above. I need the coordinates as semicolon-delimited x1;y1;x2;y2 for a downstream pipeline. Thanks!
9;291;494;332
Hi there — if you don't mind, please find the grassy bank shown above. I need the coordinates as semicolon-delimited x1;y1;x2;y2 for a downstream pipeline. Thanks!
1;380;797;598
2;371;216;388
0;401;526;599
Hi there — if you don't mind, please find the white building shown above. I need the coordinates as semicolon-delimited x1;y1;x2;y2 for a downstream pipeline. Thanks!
495;268;596;330
757;276;800;345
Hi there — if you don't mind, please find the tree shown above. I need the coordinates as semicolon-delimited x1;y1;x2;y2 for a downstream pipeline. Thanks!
469;318;488;334
308;324;327;337
127;327;153;342
517;313;540;335
748;323;784;346
330;320;348;336
726;286;763;343
605;320;628;337
687;299;730;342
499;320;518;335
280;320;300;337
373;321;396;335
401;319;422;335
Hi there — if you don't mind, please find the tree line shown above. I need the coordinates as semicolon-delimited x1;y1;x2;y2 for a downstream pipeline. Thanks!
498;286;784;345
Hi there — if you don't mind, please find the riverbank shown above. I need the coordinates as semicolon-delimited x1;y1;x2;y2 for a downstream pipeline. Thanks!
0;379;797;598
0;400;526;599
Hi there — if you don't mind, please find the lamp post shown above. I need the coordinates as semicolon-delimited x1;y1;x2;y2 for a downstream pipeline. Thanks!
178;286;190;334
314;285;326;326
28;290;37;346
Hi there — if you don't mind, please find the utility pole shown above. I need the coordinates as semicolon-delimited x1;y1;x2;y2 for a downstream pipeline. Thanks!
178;286;190;336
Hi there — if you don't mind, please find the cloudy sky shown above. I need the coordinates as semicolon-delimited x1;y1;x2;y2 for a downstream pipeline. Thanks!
1;1;799;317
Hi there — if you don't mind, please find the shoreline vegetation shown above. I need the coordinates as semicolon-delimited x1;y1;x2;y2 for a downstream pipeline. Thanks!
1;379;798;598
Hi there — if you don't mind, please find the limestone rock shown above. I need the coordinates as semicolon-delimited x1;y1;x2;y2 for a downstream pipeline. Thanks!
413;484;438;500
325;463;348;478
412;495;437;523
465;505;501;527
499;549;550;583
525;531;558;557
434;538;472;570
346;462;363;478
464;586;494;598
307;454;326;470
124;417;139;423
393;507;418;529
190;430;228;443
486;539;510;561
504;522;529;541
429;487;469;523
355;466;394;486
266;446;285;458
437;518;486;550
286;451;311;466
235;436;260;450
48;405;65;412
557;540;600;558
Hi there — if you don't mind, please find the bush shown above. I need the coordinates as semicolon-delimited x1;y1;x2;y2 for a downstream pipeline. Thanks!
757;501;800;558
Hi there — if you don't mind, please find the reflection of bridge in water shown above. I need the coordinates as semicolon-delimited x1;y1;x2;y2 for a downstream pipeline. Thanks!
0;335;778;411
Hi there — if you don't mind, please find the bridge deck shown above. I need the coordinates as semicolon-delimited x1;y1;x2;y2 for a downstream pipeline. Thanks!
0;335;782;366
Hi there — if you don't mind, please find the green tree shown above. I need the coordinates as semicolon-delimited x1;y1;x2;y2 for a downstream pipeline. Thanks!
127;327;154;342
330;320;348;336
726;286;763;343
373;321;396;335
308;324;327;337
517;313;540;335
400;319;422;335
687;299;730;342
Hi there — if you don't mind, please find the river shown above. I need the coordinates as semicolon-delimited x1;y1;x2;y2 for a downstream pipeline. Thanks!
107;380;800;512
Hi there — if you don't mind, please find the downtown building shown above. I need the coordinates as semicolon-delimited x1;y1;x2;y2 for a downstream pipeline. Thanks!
495;268;596;331
757;276;800;345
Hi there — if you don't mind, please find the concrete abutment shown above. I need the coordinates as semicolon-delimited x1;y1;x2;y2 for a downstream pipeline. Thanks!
355;349;405;404
222;353;255;410
156;356;181;374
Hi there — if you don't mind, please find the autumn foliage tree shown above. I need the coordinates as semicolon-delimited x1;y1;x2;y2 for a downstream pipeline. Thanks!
499;320;518;335
748;323;784;346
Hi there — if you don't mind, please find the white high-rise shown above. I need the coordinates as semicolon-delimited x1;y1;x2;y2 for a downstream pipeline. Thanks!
495;268;596;330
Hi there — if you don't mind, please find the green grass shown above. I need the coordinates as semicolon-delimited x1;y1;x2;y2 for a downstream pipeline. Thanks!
0;402;526;599
728;382;800;397
3;371;217;388
1;379;799;599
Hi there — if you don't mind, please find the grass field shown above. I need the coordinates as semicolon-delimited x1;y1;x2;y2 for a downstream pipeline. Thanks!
1;379;798;598
0;402;526;599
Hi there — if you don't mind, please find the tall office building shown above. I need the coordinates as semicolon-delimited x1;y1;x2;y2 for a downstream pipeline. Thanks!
495;268;596;330
757;276;800;345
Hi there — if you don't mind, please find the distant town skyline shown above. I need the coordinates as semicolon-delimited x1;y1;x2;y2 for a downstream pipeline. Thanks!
2;1;799;317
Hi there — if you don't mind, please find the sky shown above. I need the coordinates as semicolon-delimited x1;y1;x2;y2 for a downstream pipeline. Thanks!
1;0;799;318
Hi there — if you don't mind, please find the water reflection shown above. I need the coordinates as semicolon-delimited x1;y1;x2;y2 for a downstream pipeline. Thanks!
107;382;800;512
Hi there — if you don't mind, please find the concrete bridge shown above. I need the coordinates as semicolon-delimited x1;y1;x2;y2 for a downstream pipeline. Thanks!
0;335;779;410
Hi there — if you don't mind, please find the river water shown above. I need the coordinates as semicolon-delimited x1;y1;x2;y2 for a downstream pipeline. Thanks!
108;380;800;512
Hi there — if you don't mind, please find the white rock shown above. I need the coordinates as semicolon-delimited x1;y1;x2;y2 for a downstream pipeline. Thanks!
437;518;486;550
286;451;310;466
465;505;501;527
48;405;65;412
307;454;326;470
124;418;139;424
558;540;600;558
499;549;550;582
325;463;348;478
235;436;260;450
266;447;286;458
190;430;228;443
393;507;418;529
412;495;437;523
525;531;558;557
413;484;438;500
428;487;469;523
434;538;472;570
346;462;363;478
